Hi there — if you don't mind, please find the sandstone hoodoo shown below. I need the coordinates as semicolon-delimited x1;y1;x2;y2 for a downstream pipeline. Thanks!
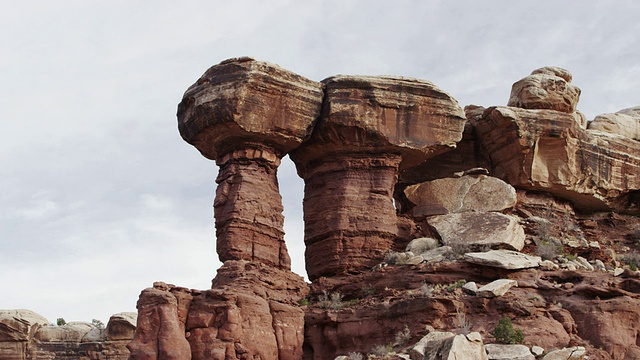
290;75;466;280
111;59;640;360
177;56;323;269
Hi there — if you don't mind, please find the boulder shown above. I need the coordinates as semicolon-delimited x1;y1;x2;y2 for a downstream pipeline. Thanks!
475;106;640;214
404;175;517;217
464;250;541;270
541;346;586;360
484;344;534;360
406;237;440;254
34;322;94;342
428;212;525;251
507;67;581;114
588;106;640;141
0;309;49;341
291;75;466;280
420;246;453;264
106;312;137;341
476;279;518;298
420;331;488;360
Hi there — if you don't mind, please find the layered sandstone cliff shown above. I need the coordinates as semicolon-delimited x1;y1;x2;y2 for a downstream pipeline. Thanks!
119;59;640;360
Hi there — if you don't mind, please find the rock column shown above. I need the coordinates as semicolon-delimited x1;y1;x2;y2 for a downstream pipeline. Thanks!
292;75;467;280
176;56;323;269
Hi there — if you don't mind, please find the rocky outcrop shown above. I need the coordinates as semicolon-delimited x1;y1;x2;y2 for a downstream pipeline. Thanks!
290;75;466;280
589;106;640;141
0;309;135;360
177;56;323;269
507;66;581;114
475;106;640;214
464;250;541;270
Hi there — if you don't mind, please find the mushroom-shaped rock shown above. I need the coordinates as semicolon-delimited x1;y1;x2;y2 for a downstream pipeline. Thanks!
177;57;324;269
508;66;581;114
290;75;466;280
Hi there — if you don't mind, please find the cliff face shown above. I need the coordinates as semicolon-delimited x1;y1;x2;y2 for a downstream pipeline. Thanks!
10;58;632;360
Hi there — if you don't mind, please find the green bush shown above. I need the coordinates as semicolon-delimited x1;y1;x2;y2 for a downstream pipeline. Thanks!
491;317;523;344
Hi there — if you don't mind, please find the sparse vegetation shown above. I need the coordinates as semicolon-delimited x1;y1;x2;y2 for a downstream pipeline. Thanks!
92;319;105;330
620;252;640;271
348;352;364;360
629;229;640;243
298;298;310;306
455;309;472;335
536;240;562;260
362;283;376;297
491;317;523;344
56;318;66;326
393;325;411;347
420;283;434;297
445;279;467;292
370;344;393;357
563;252;578;261
318;291;344;310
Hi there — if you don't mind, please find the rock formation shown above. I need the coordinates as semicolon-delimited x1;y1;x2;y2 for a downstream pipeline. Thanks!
290;75;466;280
0;309;136;360
4;59;633;360
177;56;323;269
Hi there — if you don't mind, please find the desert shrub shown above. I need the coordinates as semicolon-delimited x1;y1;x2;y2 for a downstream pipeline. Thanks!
348;352;364;360
446;279;467;292
394;325;411;347
536;241;562;260
620;252;640;271
298;298;310;306
491;317;523;344
455;309;472;335
371;344;392;357
318;291;344;310
92;319;105;330
362;283;376;297
420;283;434;297
56;318;66;326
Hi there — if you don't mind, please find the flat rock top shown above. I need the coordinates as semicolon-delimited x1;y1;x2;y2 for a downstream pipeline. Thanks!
464;250;541;270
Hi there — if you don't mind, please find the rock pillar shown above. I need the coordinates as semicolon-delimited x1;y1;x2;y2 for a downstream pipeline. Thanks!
214;146;289;268
176;56;324;269
291;75;467;280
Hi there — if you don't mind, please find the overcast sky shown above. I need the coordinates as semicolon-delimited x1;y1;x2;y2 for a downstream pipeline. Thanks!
1;1;639;324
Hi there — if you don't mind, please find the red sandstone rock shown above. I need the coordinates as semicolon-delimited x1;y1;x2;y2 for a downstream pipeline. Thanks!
475;106;640;214
177;57;323;269
127;285;192;360
291;75;466;280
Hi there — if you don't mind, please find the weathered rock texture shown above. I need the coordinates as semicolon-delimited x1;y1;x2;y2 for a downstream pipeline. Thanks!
476;106;640;214
291;75;466;280
121;60;640;360
0;309;135;360
404;174;516;217
589;106;640;141
177;56;323;269
507;66;581;114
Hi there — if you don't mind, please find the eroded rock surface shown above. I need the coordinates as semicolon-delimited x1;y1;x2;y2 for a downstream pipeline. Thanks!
507;66;581;114
177;56;323;269
589;106;640;141
476;106;640;214
291;75;466;280
404;174;516;217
